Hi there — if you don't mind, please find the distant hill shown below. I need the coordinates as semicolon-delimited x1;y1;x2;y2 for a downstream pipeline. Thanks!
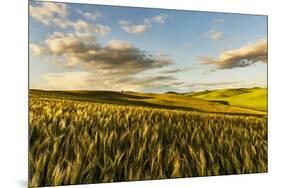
185;87;267;112
30;88;266;116
165;91;179;94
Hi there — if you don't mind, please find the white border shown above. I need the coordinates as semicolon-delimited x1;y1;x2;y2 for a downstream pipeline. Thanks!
1;0;280;187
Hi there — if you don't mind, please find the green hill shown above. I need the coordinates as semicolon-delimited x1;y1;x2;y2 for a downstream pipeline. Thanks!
185;87;267;112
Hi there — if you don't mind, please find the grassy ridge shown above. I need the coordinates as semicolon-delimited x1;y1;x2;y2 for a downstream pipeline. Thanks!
29;90;267;187
185;87;267;112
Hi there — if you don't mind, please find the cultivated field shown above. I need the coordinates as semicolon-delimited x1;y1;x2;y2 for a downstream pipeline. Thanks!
29;89;267;187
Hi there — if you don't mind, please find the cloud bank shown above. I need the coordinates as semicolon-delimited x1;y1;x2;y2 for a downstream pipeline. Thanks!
199;39;267;69
31;32;172;76
40;72;178;91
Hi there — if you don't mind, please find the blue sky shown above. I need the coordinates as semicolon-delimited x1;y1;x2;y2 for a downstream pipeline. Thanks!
29;1;267;92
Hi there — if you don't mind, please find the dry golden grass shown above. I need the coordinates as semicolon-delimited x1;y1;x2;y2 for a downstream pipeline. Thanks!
29;91;267;187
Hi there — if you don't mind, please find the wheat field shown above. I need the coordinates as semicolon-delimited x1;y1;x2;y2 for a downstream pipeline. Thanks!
29;91;267;187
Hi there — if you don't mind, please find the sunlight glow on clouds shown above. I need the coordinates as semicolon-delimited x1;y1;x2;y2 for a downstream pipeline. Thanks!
199;39;267;69
40;71;265;92
41;72;178;91
30;43;46;56
31;32;171;75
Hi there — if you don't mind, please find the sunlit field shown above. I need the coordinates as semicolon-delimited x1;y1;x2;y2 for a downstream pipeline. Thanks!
29;90;267;187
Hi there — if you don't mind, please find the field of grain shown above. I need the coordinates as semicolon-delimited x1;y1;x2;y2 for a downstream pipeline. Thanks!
29;90;267;187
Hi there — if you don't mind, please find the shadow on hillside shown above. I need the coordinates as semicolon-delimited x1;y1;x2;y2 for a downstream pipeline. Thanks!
209;100;229;105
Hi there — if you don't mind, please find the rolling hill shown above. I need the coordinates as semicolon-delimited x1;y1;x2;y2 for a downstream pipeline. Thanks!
185;87;267;112
30;87;267;116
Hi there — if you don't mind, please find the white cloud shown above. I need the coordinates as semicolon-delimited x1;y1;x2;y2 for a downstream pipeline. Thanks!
213;18;224;24
30;2;110;36
202;18;224;41
119;14;168;34
30;2;67;25
119;20;150;34
210;30;223;40
76;9;103;20
69;20;111;36
30;44;47;56
149;14;168;24
202;29;224;41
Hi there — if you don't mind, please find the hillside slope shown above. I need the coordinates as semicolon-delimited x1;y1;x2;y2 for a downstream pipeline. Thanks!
30;89;266;115
185;87;267;111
